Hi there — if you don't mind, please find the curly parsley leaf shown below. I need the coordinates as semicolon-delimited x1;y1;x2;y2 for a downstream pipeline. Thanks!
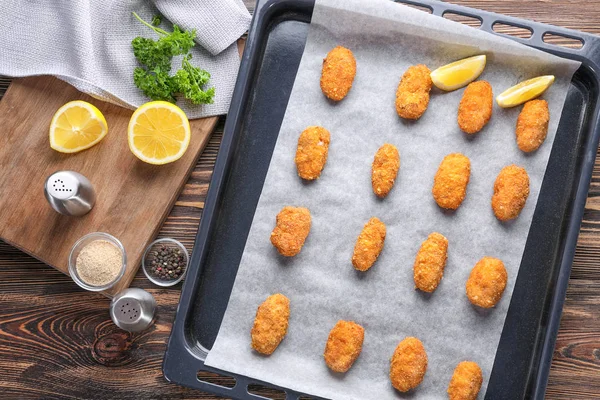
171;55;215;105
131;12;215;105
133;67;176;103
132;37;172;73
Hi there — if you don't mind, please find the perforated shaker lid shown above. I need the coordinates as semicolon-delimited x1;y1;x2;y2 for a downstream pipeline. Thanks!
109;288;156;332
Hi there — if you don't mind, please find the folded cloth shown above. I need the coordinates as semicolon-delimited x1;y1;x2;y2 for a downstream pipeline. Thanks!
0;0;251;119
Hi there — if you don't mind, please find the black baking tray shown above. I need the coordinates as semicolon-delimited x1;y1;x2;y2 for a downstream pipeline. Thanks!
163;0;600;398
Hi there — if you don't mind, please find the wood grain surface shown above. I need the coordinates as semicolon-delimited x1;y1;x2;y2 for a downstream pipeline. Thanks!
0;77;217;296
1;1;600;399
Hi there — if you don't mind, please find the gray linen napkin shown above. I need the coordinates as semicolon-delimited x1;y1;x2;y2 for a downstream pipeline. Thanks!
0;0;251;119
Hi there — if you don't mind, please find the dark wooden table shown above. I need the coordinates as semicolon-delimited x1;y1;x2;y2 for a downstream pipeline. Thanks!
2;1;600;399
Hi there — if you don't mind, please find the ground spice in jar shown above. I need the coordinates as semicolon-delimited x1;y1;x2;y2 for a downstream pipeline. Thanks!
148;245;185;281
75;240;122;286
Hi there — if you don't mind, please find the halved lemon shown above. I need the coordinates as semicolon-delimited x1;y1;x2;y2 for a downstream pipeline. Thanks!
128;101;191;165
49;101;108;153
430;55;487;91
496;75;555;108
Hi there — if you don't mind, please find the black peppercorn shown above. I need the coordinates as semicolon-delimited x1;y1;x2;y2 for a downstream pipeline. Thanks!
147;244;187;282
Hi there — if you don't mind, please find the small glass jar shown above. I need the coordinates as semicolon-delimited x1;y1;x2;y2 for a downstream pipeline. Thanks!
68;232;127;291
142;238;189;287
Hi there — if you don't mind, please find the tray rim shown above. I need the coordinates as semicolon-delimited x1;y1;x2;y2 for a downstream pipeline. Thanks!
163;1;600;399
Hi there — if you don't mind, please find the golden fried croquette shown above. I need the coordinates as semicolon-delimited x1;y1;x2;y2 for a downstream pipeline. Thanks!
413;232;449;293
352;217;386;271
491;165;530;221
324;320;365;373
432;153;471;210
516;99;549;152
270;206;311;256
395;64;433;120
390;337;428;392
447;361;483;400
295;126;331;180
251;294;290;355
458;81;493;134
372;143;400;198
466;257;507;308
320;46;356;101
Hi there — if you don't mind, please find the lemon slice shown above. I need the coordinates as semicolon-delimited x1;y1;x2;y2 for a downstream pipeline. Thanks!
430;55;487;91
128;101;191;165
49;101;108;153
496;75;555;108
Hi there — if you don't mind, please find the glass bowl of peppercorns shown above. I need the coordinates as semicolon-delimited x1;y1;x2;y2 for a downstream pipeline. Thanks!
142;238;189;287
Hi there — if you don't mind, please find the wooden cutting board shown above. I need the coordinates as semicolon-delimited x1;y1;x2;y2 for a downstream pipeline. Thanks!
0;76;217;296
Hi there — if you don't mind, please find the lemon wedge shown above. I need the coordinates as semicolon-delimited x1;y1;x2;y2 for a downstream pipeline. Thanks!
128;101;191;165
496;75;555;108
49;101;108;153
430;55;487;91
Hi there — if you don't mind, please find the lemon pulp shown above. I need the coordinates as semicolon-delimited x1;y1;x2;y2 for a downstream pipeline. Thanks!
430;55;487;91
128;101;191;165
496;75;555;108
49;101;108;153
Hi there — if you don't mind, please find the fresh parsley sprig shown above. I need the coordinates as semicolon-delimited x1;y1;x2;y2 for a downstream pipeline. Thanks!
131;12;215;105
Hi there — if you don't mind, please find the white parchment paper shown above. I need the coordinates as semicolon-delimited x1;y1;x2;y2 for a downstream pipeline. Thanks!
205;0;580;398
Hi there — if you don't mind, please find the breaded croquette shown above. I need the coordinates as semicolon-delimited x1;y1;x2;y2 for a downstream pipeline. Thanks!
352;217;386;271
372;143;400;198
516;99;549;152
320;46;356;101
466;257;507;308
492;165;530;221
395;64;433;120
432;153;471;210
295;126;331;180
413;232;449;293
251;294;290;355
270;207;311;256
390;337;428;392
324;320;365;373
458;81;493;134
447;361;483;400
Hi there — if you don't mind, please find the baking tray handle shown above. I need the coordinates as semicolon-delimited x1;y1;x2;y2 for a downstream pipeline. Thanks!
404;0;600;70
